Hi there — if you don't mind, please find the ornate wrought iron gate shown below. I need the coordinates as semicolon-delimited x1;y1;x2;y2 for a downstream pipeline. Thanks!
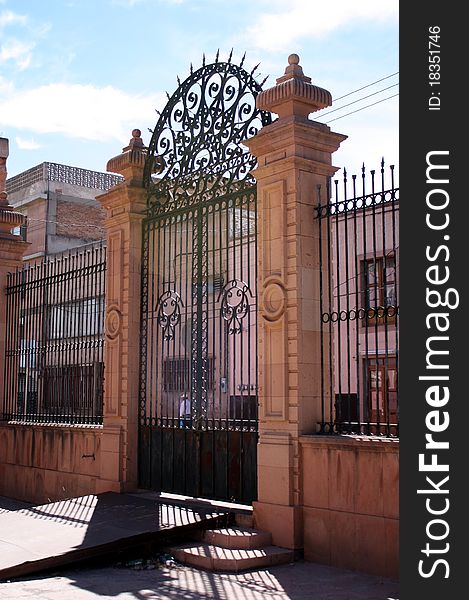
139;56;271;503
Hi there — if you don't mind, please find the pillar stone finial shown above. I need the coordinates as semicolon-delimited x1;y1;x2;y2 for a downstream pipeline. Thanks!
106;128;147;187
256;53;332;119
0;137;26;240
0;137;10;205
124;128;145;151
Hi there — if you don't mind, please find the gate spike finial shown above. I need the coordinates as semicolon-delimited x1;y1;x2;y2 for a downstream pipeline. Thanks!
228;48;233;63
250;62;260;76
190;62;193;74
215;49;219;63
177;75;181;86
240;52;246;68
166;91;171;100
202;53;206;67
260;75;269;88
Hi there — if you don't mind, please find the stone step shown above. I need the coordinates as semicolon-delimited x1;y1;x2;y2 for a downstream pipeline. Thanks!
234;512;254;529
203;526;272;549
171;542;294;573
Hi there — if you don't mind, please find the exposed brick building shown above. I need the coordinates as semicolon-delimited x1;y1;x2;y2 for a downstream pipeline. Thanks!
6;162;123;261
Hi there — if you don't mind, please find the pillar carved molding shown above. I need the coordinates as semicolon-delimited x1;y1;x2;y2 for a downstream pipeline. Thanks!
96;129;147;492
245;56;347;549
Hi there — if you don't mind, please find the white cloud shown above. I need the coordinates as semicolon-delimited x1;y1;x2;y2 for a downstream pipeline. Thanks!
15;136;41;150
0;82;165;143
0;75;14;94
0;10;27;29
241;0;398;51
0;39;35;69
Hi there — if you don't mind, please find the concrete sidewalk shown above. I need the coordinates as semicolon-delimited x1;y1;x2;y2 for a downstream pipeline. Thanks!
0;495;399;598
0;493;226;579
0;558;399;599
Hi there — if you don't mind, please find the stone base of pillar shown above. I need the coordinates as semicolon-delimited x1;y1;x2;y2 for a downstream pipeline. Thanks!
99;425;123;487
253;501;303;550
95;479;123;494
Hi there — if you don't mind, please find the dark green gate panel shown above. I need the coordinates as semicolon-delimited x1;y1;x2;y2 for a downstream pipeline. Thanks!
138;56;271;504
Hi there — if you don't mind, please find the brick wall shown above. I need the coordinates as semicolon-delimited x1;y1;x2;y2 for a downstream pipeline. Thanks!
56;200;105;240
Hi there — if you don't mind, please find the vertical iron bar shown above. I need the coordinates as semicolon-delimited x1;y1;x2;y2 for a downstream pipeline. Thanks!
29;261;37;420
334;179;343;432
3;273;11;419
343;170;352;432
317;186;325;433
380;160;391;436
390;165;399;435
352;174;362;433
370;169;380;435
326;186;334;432
157;215;165;487
210;203;216;497
361;165;370;434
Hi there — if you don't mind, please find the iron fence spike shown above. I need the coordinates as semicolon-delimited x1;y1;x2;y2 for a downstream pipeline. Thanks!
250;62;260;75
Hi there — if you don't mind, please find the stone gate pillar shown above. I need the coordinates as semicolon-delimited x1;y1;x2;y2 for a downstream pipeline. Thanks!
96;130;147;493
244;56;346;549
0;138;29;418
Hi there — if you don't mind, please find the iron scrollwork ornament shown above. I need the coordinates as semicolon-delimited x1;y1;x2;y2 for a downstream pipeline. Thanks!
219;279;252;335
144;53;272;215
155;290;183;340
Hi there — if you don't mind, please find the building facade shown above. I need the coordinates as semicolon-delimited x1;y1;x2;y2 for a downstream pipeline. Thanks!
6;162;122;260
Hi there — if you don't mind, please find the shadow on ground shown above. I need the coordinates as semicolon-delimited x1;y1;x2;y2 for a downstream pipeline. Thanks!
1;560;399;600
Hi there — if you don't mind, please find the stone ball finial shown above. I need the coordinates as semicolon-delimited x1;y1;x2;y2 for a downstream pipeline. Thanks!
276;53;311;85
126;128;144;150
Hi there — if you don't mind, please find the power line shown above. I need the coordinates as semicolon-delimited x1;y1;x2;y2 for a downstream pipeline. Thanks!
332;72;399;102
317;83;399;119
322;93;399;124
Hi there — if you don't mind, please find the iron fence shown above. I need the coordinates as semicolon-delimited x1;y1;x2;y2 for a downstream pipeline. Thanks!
2;242;106;425
316;161;399;437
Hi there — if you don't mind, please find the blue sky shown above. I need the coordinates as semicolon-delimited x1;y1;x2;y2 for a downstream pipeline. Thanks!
0;0;398;180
